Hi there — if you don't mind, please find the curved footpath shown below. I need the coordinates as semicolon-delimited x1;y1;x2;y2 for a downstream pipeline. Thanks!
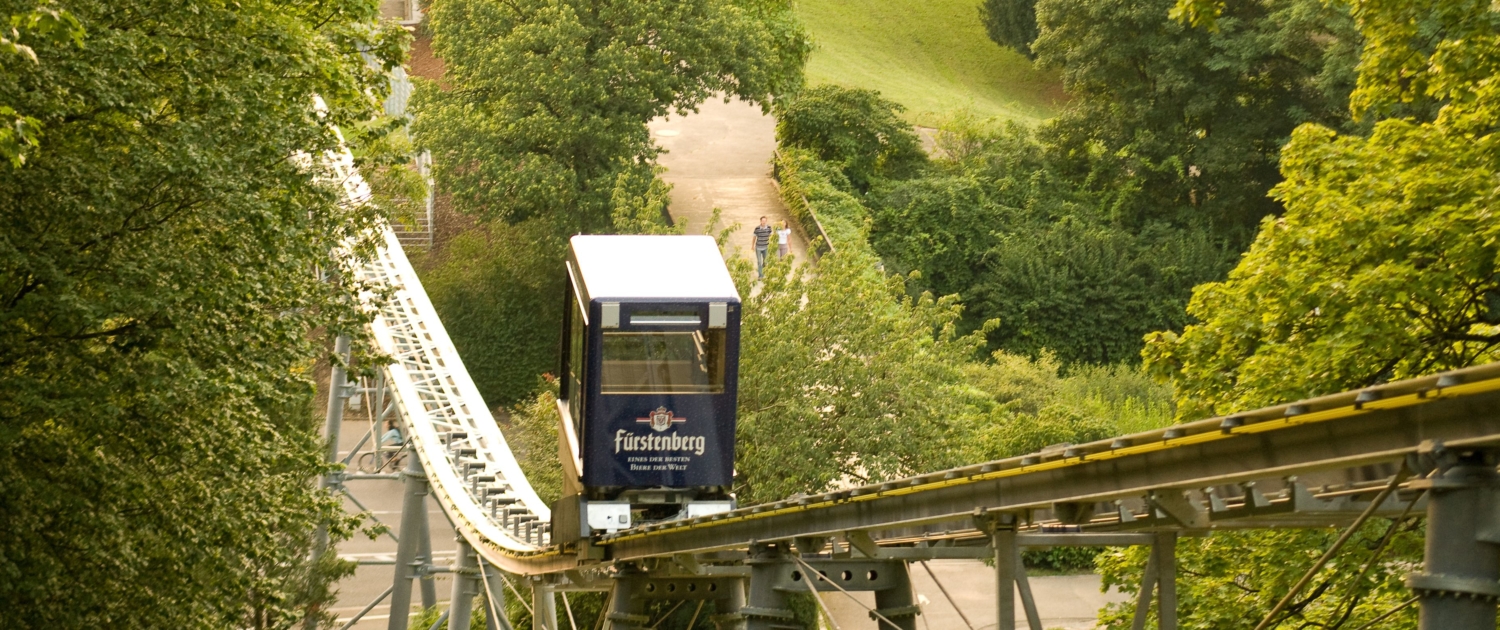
648;99;810;264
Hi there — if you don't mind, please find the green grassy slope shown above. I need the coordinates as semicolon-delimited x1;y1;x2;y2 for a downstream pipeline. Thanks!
795;0;1064;124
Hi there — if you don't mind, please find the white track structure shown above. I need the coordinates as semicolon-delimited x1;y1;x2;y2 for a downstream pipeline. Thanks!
358;229;557;572
326;136;555;574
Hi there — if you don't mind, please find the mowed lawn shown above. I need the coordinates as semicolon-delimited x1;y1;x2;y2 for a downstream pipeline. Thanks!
796;0;1064;124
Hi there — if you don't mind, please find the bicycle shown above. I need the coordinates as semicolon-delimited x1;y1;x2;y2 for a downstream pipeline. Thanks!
356;440;410;474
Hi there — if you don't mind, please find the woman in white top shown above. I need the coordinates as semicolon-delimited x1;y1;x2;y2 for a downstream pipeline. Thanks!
776;221;792;258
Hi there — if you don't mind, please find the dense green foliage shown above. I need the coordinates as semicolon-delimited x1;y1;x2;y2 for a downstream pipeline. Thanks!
413;0;808;235
1092;0;1500;627
775;85;926;191
868;120;1240;363
0;0;403;626
729;240;1174;504
412;0;804;406
966;352;1173;457
842;0;1364;364
980;0;1039;59
734;248;986;503
0;2;80;166
417;220;568;408
1034;0;1361;235
773;147;869;251
1145;0;1500;418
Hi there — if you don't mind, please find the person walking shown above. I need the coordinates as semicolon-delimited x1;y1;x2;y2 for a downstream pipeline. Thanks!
751;216;772;277
776;221;792;258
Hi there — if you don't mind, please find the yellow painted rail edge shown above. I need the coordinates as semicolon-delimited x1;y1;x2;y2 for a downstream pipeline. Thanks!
602;375;1500;545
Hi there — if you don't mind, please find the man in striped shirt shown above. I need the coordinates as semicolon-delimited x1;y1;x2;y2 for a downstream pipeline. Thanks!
752;216;772;278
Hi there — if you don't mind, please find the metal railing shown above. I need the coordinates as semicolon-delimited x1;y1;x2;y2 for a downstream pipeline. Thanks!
771;149;836;256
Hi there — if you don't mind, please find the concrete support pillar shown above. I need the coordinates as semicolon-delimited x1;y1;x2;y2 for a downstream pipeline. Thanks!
449;538;478;630
320;334;352;485
532;580;558;630
1409;450;1500;629
388;455;429;630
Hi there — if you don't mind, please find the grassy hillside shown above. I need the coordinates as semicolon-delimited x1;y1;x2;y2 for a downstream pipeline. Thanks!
795;0;1063;124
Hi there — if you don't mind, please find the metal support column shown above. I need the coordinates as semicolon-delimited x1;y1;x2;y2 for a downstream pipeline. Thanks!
419;513;438;609
532;579;558;630
1153;532;1177;630
993;525;1018;630
482;562;507;630
308;333;352;630
711;577;747;630
871;563;920;630
1128;546;1158;630
1409;449;1500;629
318;335;352;493
388;455;428;630
450;538;479;630
607;567;649;630
743;543;795;630
1013;556;1042;630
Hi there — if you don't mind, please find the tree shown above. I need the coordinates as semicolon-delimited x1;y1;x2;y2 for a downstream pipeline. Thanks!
867;0;1363;365
1113;0;1500;626
0;0;404;626
733;247;988;503
1032;0;1362;237
0;1;81;166
417;218;570;408
412;0;806;407
979;0;1039;59
867;123;1239;364
774;85;926;192
1142;0;1500;419
412;0;809;234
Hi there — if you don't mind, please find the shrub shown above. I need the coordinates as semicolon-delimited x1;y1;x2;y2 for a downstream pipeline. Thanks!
775;85;926;191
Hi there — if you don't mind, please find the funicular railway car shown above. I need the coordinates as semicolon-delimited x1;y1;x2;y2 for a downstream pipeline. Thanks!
553;235;741;539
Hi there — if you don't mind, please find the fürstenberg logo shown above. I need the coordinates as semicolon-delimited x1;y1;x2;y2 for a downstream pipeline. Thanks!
616;407;706;455
614;430;706;456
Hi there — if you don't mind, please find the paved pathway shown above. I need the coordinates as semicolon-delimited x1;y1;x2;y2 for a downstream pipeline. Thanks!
822;560;1129;630
648;98;809;266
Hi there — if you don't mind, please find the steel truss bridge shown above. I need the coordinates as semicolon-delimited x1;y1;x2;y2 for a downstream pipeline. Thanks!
319;150;1500;630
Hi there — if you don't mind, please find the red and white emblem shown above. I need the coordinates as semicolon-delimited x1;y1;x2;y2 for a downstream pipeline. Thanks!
637;406;686;432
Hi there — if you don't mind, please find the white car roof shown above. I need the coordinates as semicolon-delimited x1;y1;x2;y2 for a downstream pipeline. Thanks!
569;235;741;302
